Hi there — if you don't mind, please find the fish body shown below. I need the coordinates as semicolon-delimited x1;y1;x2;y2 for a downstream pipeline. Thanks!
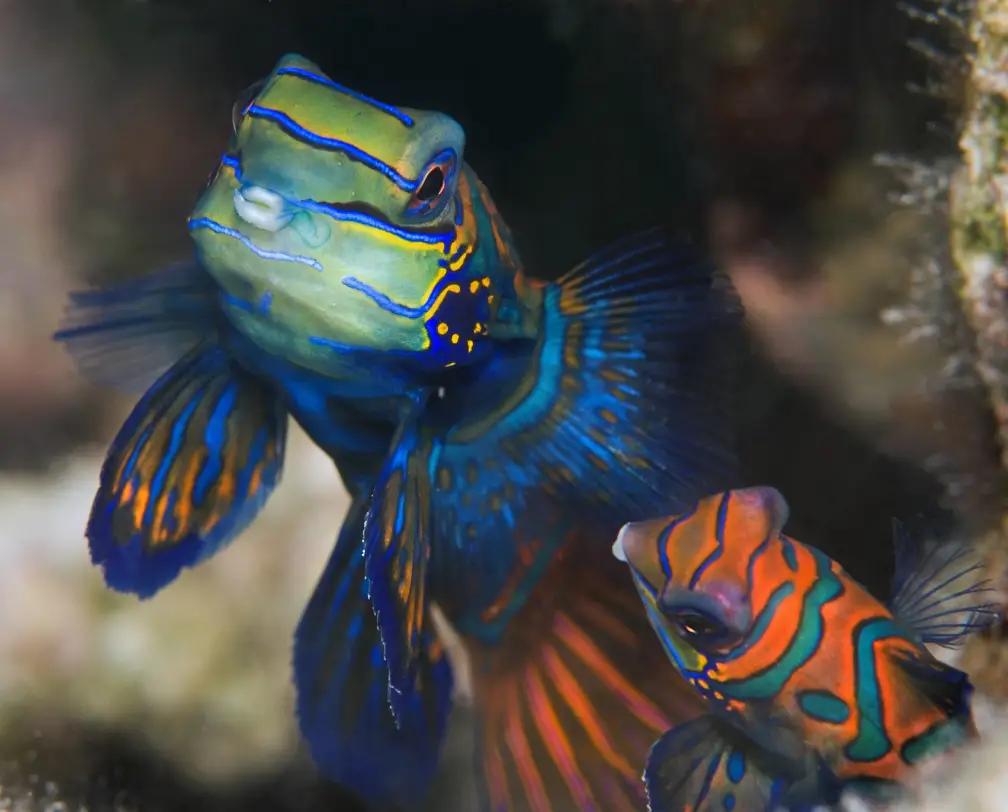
54;53;744;812
613;487;999;812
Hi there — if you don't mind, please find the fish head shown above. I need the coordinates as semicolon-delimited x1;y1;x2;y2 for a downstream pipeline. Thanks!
613;487;792;688
189;53;507;370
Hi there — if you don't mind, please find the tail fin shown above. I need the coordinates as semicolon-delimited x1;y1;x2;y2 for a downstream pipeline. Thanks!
293;498;453;810
470;543;703;812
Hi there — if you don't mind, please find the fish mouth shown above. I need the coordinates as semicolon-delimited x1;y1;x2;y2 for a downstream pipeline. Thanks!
233;184;294;232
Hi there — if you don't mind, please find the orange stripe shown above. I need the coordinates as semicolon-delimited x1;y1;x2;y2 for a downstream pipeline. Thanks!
541;644;636;776
503;682;552;812
553;612;669;734
525;665;597;809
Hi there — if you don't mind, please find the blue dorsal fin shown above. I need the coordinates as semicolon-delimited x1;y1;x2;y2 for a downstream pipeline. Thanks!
889;518;1000;647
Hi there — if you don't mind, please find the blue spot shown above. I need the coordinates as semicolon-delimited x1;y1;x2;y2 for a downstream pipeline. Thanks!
188;217;323;271
797;689;850;724
274;66;414;127
724;793;736;810
727;751;746;783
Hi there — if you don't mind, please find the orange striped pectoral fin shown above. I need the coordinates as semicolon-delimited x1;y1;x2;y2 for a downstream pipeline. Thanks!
471;557;704;812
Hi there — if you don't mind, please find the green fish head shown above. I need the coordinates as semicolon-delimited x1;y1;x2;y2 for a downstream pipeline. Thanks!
189;53;514;372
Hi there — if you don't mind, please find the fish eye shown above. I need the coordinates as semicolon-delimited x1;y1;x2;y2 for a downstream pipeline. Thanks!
416;166;446;201
232;79;267;134
671;609;732;647
406;150;457;218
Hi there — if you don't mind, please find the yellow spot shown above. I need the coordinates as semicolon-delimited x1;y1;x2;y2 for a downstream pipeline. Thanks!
437;322;449;335
481;277;491;287
697;679;709;690
487;295;495;304
467;339;474;352
714;691;725;701
474;322;483;334
451;334;460;344
469;280;480;293
446;361;456;368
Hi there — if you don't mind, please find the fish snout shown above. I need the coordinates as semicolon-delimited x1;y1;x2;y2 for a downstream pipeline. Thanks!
613;519;655;567
234;184;294;232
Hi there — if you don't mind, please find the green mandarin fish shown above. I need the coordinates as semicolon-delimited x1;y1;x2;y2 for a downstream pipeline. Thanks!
613;487;998;812
54;53;744;811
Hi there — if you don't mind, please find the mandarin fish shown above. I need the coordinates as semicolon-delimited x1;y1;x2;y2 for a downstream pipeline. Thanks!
54;52;744;811
612;487;999;812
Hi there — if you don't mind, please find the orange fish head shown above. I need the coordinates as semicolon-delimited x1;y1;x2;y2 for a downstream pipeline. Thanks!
614;487;793;655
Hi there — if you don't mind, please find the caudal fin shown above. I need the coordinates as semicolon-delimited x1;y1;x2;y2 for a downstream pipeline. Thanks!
470;544;703;812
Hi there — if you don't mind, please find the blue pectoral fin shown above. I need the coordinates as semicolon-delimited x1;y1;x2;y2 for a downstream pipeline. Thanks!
478;228;745;529
362;404;435;722
294;498;453;810
86;342;287;598
53;261;221;395
889;519;1000;646
645;716;799;812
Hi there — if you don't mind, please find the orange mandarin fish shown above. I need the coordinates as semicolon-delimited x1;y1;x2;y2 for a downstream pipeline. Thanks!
612;486;998;812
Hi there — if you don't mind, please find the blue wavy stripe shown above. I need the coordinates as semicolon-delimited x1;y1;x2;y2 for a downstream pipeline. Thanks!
187;217;324;271
275;66;414;127
247;105;418;191
341;265;459;319
220;154;452;246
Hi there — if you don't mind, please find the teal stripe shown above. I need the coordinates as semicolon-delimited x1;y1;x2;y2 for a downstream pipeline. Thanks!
722;548;842;700
843;617;901;762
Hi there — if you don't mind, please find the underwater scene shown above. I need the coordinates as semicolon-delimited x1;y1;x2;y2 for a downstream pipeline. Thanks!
2;0;1008;810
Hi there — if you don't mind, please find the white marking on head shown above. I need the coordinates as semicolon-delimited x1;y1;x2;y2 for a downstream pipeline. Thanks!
234;185;293;232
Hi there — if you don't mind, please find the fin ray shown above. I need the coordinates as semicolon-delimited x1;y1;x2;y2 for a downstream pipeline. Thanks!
294;498;453;809
53;262;220;395
889;519;1000;646
86;342;286;598
362;399;434;721
472;546;704;812
463;228;744;532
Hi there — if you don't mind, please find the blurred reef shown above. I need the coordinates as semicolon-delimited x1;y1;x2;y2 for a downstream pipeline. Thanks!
3;0;1008;809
